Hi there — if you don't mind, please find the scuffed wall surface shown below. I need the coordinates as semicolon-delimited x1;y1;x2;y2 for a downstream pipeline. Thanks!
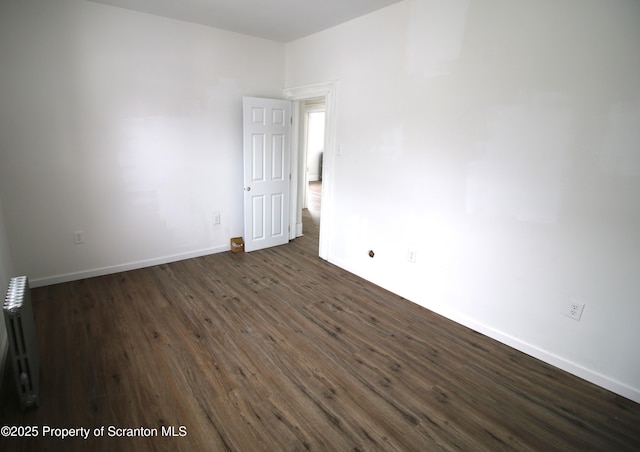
286;0;640;400
0;0;284;283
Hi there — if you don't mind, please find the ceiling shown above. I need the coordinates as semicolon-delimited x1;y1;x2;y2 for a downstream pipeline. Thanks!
85;0;404;42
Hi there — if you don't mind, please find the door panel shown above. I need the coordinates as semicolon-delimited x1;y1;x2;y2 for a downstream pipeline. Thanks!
243;97;291;252
272;135;285;180
251;195;265;241
252;135;265;182
272;193;284;235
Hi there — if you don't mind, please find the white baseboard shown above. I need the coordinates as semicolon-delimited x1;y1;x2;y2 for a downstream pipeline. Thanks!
30;245;229;288
328;256;640;404
437;307;640;404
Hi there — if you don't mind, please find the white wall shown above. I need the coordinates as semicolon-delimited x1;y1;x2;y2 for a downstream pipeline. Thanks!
286;0;640;402
0;0;285;285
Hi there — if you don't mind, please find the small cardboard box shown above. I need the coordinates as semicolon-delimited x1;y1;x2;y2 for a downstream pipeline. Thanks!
230;237;244;253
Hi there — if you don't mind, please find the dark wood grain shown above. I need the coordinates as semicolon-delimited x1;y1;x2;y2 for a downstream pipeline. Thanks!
1;208;639;451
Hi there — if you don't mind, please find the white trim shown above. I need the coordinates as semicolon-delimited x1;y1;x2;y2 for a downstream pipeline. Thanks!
289;101;301;240
449;312;640;404
283;81;336;101
328;255;640;404
283;81;338;260
30;245;229;288
301;106;310;209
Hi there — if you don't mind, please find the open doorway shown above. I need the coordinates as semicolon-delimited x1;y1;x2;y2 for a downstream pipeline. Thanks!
302;99;325;235
284;81;336;260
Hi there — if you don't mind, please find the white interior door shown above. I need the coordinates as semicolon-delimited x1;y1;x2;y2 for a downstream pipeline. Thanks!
243;97;291;252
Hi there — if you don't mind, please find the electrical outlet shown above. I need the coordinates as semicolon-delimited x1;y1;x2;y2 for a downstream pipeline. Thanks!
566;301;585;321
407;249;417;263
73;230;85;244
212;212;221;226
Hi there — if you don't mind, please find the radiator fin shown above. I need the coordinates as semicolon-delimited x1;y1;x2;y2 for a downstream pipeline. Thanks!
3;276;40;410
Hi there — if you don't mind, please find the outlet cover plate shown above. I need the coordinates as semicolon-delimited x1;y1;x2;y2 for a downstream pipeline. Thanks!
567;301;585;321
407;249;417;263
73;230;85;244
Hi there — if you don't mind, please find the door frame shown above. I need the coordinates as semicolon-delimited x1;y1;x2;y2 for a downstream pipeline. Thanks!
283;81;337;261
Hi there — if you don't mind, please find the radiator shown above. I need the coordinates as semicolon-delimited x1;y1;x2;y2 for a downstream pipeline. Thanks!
3;276;40;410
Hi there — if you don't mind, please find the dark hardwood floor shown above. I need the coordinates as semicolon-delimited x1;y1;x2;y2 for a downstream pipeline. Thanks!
1;208;639;451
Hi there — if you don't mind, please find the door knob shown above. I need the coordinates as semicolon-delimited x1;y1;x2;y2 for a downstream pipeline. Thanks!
245;187;251;191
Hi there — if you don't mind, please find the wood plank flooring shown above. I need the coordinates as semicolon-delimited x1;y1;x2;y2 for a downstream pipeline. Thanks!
1;209;639;451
